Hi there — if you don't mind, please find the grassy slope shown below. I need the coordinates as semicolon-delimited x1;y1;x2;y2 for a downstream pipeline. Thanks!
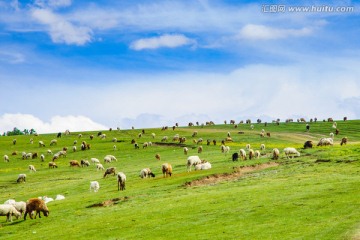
0;120;359;239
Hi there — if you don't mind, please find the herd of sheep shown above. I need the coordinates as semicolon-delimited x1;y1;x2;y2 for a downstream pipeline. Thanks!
1;118;350;222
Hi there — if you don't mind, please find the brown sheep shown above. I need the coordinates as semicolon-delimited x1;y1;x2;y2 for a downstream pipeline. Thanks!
31;152;38;159
162;163;172;177
48;162;58;168
340;137;348;146
24;198;49;220
69;160;80;167
155;154;161;161
104;167;116;178
266;132;271;137
303;141;313;149
197;146;203;154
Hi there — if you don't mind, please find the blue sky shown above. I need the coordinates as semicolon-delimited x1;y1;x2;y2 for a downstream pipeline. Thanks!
0;0;359;133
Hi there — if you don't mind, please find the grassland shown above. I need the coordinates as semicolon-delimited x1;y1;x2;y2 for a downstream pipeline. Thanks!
0;120;359;239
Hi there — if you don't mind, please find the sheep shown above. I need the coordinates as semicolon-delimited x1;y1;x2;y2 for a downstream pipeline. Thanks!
104;156;112;163
103;167;116;178
38;141;45;147
239;149;247;160
317;138;334;146
30;138;33;144
113;145;117;151
183;147;189;155
4;199;16;205
260;144;265;151
69;160;81;167
162;163;172;177
221;145;230;154
47;149;53;155
195;161;212;170
187;156;202;172
303;141;313;149
90;134;94;140
96;163;105;171
90;181;100;192
272;148;280;160
73;140;78;145
17;174;26;183
192;131;198;137
232;152;239;161
81;160;90;167
91;158;100;164
78;133;82;138
245;144;251;151
12;201;26;216
330;132;334;139
248;149;255;160
24;198;49;220
117;172;126;191
198;146;203;154
0;204;21;222
28;165;36;172
143;142;149;148
13;139;17;145
155;154;161;161
340;137;348;146
254;150;260;159
139;168;155;178
32;152;38;159
4;154;9;162
161;136;168;142
25;153;32;159
100;134;106;139
151;133;156;138
105;155;117;162
112;137;117;142
55;195;65;201
40;154;45;162
284;147;301;159
48;162;58;168
57;132;62;138
332;122;337;129
72;146;77;152
50;139;57;146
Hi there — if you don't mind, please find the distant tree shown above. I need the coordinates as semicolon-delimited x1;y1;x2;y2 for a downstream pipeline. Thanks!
23;129;29;135
5;127;25;136
30;128;36;134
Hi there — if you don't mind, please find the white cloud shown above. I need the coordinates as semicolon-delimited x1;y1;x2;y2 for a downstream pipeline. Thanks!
238;24;312;40
0;114;107;134
31;8;92;45
0;50;25;63
130;34;195;50
34;0;72;9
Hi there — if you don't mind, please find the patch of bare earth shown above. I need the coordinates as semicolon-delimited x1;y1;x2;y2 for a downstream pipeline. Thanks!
86;196;130;208
184;162;279;187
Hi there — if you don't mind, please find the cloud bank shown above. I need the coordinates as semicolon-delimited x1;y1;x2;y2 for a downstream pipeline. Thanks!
130;34;195;50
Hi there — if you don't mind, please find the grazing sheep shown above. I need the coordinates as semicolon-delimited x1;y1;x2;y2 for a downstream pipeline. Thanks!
105;155;117;162
187;156;202;172
284;147;301;159
117;172;126;191
329;132;334;139
38;141;45;147
72;146;77;152
69;160;81;167
91;158;100;164
340;137;348;146
28;165;36;172
13;139;17;145
260;144;265;151
266;132;271;137
103;167;116;178
143;142;149;148
40;154;45;162
272;148;280;160
151;133;156;138
12;201;26;216
57;132;62;138
0;204;21;222
245;144;251;151
332;122;337;129
162;163;172;177
78;134;82;138
4;155;9;162
73;140;78;145
155;154;161;161
232;152;239;161
112;137;117;143
100;134;106;139
221;145;230;154
183;147;189;155
17;174;26;183
195;162;212;170
139;168;155;178
50;139;57;146
96;163;105;171
198;146;203;154
24;198;49;220
25;153;32;159
239;149;247;160
90;181;100;192
4;199;16;205
113;145;117;151
47;149;53;155
248;149;255;160
192;131;198;137
48;162;58;168
104;156;112;163
303;141;313;149
32;152;38;159
81;160;90;167
317;138;334;146
161;136;168;142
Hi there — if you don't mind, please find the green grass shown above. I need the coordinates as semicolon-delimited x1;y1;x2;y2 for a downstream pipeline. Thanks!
0;120;359;239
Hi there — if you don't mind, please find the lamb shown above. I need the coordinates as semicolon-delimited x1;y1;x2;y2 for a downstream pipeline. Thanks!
96;163;105;171
284;147;301;159
48;162;58;168
162;163;172;177
239;149;246;160
90;181;100;192
69;160;81;167
17;174;26;183
0;204;21;222
317;138;334;146
91;158;100;163
28;165;36;172
103;167;116;178
24;198;49;220
272;148;280;160
303;141;313;149
140;168;155;178
4;154;9;162
187;156;202;172
340;137;348;146
117;172;126;191
38;141;45;147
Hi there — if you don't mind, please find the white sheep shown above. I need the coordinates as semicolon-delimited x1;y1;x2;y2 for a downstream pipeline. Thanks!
221;145;230;154
50;139;57;146
78;133;82;138
113;145;117;151
250;124;254;130
151;133;156;138
112;137;117;142
47;149;53;155
248;149;255;160
143;142;149;148
73;140;77;145
183;147;189;155
245;144;251;151
239;149;246;160
254;150;261;159
38;141;45;147
272;148;280;160
104;156;112;163
55;195;65;201
13;201;26;216
90;181;100;192
195;162;212;170
40;154;45;162
91;158;100;163
332;122;337;129
284;147;301;159
28;165;36;172
260;144;265;151
105;155;117;162
117;172;126;191
4;199;16;205
317;138;334;146
329;132;334;139
17;174;26;183
0;204;21;222
25;153;32;159
96;163;105;171
100;134;106;139
4;155;9;162
187;156;202;172
161;136;168;142
140;168;155;178
72;146;77;152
